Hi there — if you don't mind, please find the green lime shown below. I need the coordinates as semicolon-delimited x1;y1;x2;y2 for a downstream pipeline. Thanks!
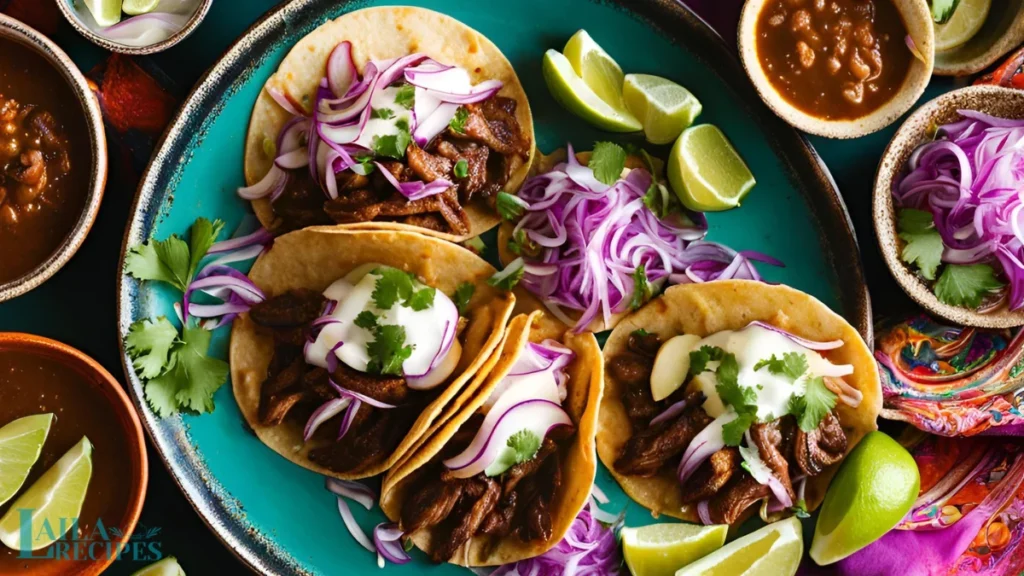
0;436;94;551
81;0;122;27
622;522;728;576
0;414;53;507
122;0;161;16
667;124;755;212
675;517;803;576
563;30;628;111
810;431;920;566
623;74;702;145
934;0;991;52
132;556;186;576
542;49;642;133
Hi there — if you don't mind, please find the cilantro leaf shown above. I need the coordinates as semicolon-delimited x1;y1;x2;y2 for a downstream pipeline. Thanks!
371;268;415;310
453;159;469;179
793;376;837;432
715;353;757;410
449;107;469;134
589;142;627;186
508;228;538;257
354;310;379;330
689;345;725;375
722;412;756;446
371;107;395;120
630;264;652;309
485;429;544;477
126;235;191;292
488;260;524;291
791;499;811;518
631;328;651;338
898;208;937;234
394;84;415;109
753;352;808;381
146;325;228;417
187;218;224;282
371;118;412;160
934;264;1004;308
125;317;179;379
454;282;475;315
899;229;943;281
366;324;413;376
406;287;436;311
643;182;669;218
496;191;527;221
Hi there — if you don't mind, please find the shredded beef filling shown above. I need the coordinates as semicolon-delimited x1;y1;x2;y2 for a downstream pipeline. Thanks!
269;96;529;235
250;290;440;475
610;333;851;524
399;416;574;563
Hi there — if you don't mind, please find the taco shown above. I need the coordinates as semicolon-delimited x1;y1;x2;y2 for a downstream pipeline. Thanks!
242;6;535;240
230;227;515;479
379;311;602;566
597;280;880;524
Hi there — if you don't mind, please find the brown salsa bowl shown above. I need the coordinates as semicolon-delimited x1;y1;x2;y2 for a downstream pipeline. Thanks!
0;333;147;576
0;15;108;303
738;0;935;139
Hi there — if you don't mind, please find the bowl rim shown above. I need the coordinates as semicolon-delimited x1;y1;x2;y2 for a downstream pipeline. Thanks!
55;0;213;56
934;0;1024;76
873;84;1024;328
0;15;108;304
0;331;148;576
737;0;936;139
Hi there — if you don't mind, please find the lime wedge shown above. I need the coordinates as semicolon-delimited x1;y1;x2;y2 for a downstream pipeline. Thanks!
623;74;703;145
623;522;728;576
667;124;755;212
132;556;187;576
122;0;161;16
0;414;53;507
675;517;803;576
81;0;122;27
542;49;642;133
810;432;920;566
0;437;94;552
563;30;628;111
934;0;991;52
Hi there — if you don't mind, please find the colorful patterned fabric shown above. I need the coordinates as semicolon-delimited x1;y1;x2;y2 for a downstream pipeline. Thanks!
876;314;1024;437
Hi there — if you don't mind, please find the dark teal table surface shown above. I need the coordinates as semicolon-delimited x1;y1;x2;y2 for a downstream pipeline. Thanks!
0;1;962;574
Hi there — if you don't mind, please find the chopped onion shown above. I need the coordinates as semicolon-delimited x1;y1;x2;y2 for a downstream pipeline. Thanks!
338;398;361;440
326;41;357;98
697;500;713;525
678;412;734;484
266;86;307;117
183;224;271;328
330;380;396;409
325;478;376;510
823;376;864;408
336;498;375;553
649;397;688;427
747;321;844;350
373;523;411;565
374;161;453;201
304;398;350;441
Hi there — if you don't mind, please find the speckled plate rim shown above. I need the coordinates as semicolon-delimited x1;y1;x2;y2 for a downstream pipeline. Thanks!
0;14;108;303
873;84;1024;328
934;1;1024;76
115;1;873;575
55;0;214;56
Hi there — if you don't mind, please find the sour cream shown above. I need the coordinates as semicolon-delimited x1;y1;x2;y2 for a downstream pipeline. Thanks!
353;86;416;150
304;265;460;382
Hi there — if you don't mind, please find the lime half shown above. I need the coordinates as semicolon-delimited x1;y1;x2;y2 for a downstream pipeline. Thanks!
132;556;187;576
623;522;728;576
542;49;642;133
122;0;161;16
934;0;991;52
81;0;122;27
668;124;755;212
623;74;702;145
0;436;94;552
0;414;53;507
675;517;803;576
810;431;920;566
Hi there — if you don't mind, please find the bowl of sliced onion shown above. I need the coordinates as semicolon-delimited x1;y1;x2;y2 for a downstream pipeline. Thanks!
874;84;1024;328
57;0;212;55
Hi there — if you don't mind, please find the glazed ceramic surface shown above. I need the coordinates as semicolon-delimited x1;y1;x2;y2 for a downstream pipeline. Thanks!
874;85;1024;329
934;0;1024;76
56;0;213;55
117;1;871;574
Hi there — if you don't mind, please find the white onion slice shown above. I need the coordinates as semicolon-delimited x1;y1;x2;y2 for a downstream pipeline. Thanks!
337;498;375;553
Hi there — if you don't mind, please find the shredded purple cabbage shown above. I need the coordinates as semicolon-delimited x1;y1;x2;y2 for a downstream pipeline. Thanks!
490;505;622;576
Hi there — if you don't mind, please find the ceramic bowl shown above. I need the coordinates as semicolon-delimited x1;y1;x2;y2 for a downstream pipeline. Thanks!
934;1;1024;76
56;0;213;56
738;0;935;139
874;85;1024;328
0;15;108;303
0;333;148;576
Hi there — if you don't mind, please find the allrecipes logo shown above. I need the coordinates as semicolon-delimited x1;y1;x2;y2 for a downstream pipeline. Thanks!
16;511;164;562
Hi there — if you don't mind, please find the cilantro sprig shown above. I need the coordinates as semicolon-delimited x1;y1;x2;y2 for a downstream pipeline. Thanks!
371;118;412;160
454;282;475;315
366;324;414;376
934;264;1004;308
589;142;627;186
485;429;542;476
630;264;652;310
788;376;838;432
449;106;469;134
371;267;435;311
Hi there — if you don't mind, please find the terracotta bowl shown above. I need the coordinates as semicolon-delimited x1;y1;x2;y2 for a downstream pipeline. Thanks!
874;85;1024;328
0;333;147;576
56;0;213;56
738;0;935;139
934;1;1024;76
0;15;108;303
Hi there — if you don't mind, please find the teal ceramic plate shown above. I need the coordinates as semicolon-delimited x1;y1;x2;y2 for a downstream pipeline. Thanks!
117;1;871;574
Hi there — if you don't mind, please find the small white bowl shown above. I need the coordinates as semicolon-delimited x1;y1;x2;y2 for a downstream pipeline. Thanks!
738;0;935;139
56;0;212;56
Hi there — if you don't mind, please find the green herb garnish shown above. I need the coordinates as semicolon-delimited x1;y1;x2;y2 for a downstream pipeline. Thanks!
589;142;627;186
